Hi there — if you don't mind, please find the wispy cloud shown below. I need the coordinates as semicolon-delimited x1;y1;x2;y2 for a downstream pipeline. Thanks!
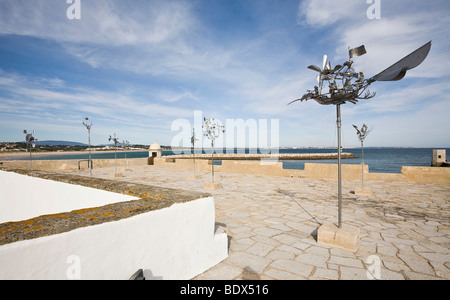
0;0;449;146
0;0;194;46
0;68;195;142
298;0;366;27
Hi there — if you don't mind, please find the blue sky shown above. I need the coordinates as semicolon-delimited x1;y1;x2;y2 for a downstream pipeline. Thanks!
0;0;449;148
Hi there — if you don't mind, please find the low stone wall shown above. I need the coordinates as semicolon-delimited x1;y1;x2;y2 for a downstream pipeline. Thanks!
0;157;149;171
0;167;228;279
3;156;449;184
167;152;357;160
154;158;450;184
303;163;369;181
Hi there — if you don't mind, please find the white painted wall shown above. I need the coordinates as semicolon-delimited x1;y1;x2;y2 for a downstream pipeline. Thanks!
0;197;228;280
0;170;138;223
0;170;228;279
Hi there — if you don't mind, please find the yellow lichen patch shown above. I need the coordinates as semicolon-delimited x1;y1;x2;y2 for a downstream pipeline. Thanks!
73;207;100;215
0;224;19;234
100;211;115;218
22;219;36;226
24;226;42;233
82;214;99;221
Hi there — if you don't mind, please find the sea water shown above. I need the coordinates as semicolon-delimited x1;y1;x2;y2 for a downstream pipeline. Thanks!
4;148;449;174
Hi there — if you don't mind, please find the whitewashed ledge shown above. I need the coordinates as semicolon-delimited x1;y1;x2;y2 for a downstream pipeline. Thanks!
165;152;358;160
0;168;228;280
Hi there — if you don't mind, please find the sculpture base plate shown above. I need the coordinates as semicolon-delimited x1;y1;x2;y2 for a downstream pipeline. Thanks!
204;182;223;190
317;223;359;252
353;187;372;195
109;172;123;178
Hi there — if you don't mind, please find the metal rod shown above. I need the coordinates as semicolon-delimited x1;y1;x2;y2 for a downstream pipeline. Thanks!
361;140;364;189
83;118;93;177
211;140;215;182
29;142;32;170
193;147;196;175
88;128;92;177
114;145;117;173
336;104;342;228
192;129;197;177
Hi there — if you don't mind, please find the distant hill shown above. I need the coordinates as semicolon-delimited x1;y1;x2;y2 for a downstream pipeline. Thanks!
33;140;88;146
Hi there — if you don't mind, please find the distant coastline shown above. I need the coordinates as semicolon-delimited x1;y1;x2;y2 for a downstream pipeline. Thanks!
0;149;145;159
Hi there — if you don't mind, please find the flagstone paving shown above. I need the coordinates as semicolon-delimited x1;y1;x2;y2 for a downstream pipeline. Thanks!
59;165;450;280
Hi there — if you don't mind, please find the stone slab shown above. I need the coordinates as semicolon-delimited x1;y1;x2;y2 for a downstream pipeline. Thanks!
204;182;223;189
353;187;372;195
109;172;123;178
317;223;359;252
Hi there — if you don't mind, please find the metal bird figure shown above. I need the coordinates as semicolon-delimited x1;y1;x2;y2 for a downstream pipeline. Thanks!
289;41;432;106
288;41;431;229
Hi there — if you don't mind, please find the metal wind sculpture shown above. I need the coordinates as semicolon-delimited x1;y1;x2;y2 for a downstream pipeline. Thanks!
122;140;129;169
108;133;120;174
353;124;372;190
23;129;37;170
191;128;199;177
203;117;225;183
289;41;431;228
82;117;93;177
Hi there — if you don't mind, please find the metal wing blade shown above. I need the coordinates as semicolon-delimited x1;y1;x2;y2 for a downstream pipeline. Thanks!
288;98;307;105
369;41;431;82
322;54;328;70
307;65;322;72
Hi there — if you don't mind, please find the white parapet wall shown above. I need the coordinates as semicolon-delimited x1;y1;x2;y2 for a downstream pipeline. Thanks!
0;170;139;223
0;171;228;279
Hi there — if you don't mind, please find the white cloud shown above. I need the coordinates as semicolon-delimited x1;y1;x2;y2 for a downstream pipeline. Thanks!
291;0;450;147
299;0;450;79
0;0;194;46
1;0;449;147
0;69;194;140
297;0;366;27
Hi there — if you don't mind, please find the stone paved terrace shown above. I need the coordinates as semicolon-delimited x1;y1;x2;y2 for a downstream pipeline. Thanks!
53;165;449;279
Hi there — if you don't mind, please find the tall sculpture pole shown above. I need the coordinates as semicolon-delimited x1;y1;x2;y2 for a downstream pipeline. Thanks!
202;117;225;183
123;140;129;169
82;117;93;177
336;104;342;228
24;130;37;170
109;133;119;174
353;124;372;189
191;128;199;177
289;41;431;229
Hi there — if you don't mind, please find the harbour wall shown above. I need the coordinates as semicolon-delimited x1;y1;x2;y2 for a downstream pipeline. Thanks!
1;155;449;184
0;157;149;171
154;157;450;184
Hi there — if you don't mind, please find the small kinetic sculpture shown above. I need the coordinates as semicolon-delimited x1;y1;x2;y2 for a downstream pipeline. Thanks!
353;124;372;190
23;129;37;170
82;117;93;177
108;133;120;174
191;128;199;177
202;117;225;183
289;41;431;228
